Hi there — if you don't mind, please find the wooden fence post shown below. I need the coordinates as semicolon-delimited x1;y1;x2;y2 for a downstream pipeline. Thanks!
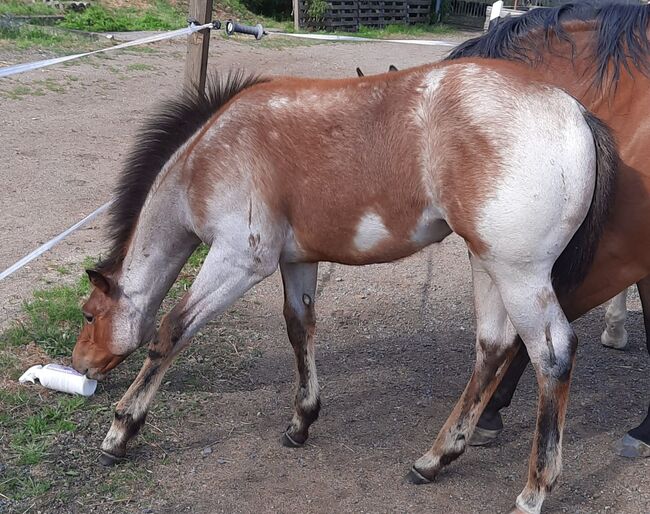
184;0;214;94
293;0;300;31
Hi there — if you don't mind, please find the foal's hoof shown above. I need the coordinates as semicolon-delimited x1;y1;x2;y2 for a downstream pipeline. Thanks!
99;450;124;467
468;426;502;446
281;431;305;448
615;434;650;459
404;466;432;485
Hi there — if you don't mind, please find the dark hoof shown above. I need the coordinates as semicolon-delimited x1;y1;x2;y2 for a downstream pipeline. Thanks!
615;434;650;459
99;450;124;467
468;426;502;447
404;466;432;485
281;431;304;448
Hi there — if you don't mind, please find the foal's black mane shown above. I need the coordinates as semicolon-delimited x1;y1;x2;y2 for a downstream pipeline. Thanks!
97;70;267;273
447;1;650;88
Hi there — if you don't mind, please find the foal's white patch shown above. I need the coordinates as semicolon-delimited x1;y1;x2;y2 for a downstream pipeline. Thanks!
354;212;390;252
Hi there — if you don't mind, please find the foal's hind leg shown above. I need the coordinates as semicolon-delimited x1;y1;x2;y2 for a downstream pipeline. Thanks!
407;257;519;483
601;288;628;349
490;267;578;514
99;244;276;464
279;262;320;447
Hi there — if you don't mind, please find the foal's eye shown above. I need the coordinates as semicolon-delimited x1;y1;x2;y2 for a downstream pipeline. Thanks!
83;312;95;324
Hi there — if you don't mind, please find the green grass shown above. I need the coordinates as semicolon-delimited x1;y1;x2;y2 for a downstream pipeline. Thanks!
0;396;86;500
126;62;155;72
354;23;456;39
169;244;209;298
2;273;90;357
60;1;186;32
0;0;59;16
0;23;101;52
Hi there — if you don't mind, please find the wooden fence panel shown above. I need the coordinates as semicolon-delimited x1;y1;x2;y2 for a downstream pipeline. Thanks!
300;0;431;31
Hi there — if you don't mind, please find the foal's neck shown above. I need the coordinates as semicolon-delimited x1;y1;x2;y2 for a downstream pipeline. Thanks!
118;172;199;327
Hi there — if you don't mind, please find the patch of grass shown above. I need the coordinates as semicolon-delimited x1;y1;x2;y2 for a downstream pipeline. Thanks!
126;62;155;72
8;396;86;466
0;473;51;502
3;84;33;99
0;1;58;16
169;244;209;299
60;1;186;32
354;23;457;39
2;273;90;357
34;78;66;93
0;23;100;52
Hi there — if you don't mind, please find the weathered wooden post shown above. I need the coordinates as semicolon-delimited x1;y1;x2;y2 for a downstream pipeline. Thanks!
293;0;300;31
184;0;214;94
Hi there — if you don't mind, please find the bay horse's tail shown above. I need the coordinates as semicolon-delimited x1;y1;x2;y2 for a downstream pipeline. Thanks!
551;110;618;295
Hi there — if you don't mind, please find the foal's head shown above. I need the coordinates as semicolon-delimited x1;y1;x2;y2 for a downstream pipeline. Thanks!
72;269;147;379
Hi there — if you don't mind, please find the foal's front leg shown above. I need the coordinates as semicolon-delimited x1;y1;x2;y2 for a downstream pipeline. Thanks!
407;258;519;483
279;262;320;447
100;245;273;464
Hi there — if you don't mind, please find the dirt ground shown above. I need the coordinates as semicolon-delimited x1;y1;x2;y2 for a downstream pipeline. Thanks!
1;33;648;514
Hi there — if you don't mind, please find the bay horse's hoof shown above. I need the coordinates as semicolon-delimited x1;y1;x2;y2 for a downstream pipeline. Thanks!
615;434;650;458
404;466;432;485
468;426;502;446
280;431;305;448
601;329;628;350
99;450;124;466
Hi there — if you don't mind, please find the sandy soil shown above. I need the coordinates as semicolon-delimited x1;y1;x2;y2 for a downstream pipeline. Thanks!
0;33;648;514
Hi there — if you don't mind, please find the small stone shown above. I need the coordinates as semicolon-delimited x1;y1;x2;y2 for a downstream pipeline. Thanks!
217;458;227;464
202;446;212;457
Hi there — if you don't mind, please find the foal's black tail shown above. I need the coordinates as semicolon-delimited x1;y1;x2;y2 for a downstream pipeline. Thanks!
551;110;618;295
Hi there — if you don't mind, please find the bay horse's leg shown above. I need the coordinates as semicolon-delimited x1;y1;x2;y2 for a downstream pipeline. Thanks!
469;340;528;446
279;262;320;448
99;245;277;464
601;288;629;349
615;275;650;457
637;275;650;354
406;257;520;483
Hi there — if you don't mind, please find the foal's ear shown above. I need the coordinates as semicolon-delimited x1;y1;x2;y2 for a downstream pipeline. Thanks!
388;65;398;72
86;269;112;295
356;67;364;77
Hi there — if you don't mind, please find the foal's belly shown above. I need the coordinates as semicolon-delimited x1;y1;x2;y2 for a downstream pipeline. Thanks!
285;208;453;265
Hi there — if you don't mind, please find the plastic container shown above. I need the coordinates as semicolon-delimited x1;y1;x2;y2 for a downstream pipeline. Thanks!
19;364;97;396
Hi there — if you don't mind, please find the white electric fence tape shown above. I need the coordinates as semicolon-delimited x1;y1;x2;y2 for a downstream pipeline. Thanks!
269;31;458;47
0;22;214;78
0;201;113;281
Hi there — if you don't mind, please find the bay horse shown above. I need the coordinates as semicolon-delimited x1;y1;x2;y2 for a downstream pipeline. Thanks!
71;63;617;513
447;0;650;460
